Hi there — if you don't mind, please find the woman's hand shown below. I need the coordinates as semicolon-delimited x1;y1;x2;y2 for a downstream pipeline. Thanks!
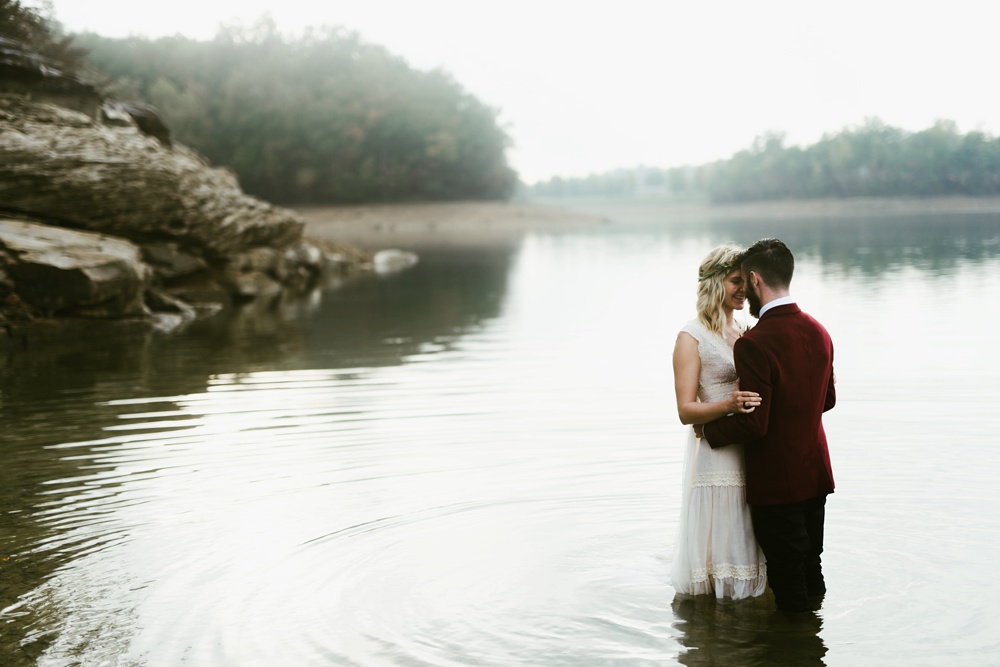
730;386;761;414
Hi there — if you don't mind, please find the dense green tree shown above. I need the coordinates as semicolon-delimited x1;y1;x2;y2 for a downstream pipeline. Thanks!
528;119;1000;203
74;21;517;204
705;119;1000;202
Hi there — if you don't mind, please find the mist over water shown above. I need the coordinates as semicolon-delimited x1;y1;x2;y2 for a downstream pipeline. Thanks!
2;203;999;665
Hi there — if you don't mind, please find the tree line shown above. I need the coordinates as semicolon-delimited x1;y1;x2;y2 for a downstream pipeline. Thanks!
4;3;517;205
76;20;518;204
528;119;1000;203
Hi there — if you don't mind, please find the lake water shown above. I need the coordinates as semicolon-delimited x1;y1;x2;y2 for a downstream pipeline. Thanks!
2;201;999;666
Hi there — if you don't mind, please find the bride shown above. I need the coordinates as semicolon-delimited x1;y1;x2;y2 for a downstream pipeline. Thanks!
670;244;767;600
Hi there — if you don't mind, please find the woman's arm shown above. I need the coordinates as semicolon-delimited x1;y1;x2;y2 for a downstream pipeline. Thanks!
672;331;760;425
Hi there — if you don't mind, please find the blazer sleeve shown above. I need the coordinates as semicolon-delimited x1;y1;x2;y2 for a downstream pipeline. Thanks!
823;351;836;412
704;336;771;448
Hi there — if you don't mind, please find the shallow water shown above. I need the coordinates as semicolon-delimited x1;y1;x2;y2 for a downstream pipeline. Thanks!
2;203;999;665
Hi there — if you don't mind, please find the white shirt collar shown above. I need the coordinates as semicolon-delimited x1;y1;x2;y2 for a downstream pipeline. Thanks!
758;295;795;317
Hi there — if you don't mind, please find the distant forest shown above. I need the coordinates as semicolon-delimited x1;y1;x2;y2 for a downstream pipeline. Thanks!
71;21;518;205
528;120;1000;203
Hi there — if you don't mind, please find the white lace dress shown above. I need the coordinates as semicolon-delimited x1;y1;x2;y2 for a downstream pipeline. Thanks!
670;319;767;600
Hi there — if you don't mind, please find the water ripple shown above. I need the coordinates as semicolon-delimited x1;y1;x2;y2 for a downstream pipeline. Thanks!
6;228;1000;666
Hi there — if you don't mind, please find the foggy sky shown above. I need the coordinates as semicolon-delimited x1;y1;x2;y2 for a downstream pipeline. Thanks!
38;0;1000;184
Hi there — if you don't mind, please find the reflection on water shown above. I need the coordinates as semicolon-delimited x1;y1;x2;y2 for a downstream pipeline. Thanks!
672;594;826;666
557;199;1000;273
699;213;1000;276
2;204;1000;665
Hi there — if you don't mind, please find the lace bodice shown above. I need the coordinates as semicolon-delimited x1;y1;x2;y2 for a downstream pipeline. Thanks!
681;319;738;403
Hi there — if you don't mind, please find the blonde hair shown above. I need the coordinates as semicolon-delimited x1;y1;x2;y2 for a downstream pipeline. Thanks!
696;243;744;337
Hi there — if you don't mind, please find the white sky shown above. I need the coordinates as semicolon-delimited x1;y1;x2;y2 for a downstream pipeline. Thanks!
36;0;1000;184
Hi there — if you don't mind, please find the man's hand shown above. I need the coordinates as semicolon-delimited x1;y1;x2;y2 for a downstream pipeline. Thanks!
729;385;761;414
694;423;704;439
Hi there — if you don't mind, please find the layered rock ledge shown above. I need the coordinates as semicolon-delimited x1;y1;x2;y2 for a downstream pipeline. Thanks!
0;53;371;341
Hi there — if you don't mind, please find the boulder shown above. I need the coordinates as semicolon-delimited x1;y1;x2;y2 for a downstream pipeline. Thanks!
0;218;151;317
218;247;284;301
0;44;374;337
0;37;101;119
139;240;208;279
0;95;303;258
118;100;172;147
373;248;419;274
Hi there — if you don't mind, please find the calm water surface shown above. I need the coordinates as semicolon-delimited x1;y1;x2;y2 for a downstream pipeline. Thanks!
2;203;999;665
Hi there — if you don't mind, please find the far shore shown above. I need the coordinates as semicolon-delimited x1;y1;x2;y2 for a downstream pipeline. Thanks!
298;196;1000;250
298;200;606;250
559;194;1000;220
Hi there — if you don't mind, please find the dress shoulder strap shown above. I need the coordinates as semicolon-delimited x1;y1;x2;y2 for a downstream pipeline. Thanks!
680;318;710;344
681;318;731;355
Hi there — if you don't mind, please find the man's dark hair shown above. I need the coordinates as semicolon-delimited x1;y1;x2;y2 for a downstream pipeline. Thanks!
742;238;794;288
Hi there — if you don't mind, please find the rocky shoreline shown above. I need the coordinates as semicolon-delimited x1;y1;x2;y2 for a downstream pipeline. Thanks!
0;38;373;344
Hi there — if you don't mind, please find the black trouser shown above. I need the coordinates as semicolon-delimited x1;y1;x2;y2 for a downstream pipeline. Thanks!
751;495;827;612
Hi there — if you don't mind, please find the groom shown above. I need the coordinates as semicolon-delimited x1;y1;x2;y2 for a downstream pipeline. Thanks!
701;238;836;613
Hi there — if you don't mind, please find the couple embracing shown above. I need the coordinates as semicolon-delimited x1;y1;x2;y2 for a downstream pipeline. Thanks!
670;238;836;614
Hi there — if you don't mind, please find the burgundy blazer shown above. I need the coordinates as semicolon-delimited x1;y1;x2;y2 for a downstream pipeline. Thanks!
703;303;836;505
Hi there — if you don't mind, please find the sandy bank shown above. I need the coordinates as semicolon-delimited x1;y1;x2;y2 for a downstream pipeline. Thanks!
297;201;605;250
299;196;1000;251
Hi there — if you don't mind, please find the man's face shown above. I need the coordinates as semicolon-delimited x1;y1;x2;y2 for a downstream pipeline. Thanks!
744;269;762;318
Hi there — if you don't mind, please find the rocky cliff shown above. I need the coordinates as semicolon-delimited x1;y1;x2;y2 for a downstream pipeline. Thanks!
0;38;370;340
